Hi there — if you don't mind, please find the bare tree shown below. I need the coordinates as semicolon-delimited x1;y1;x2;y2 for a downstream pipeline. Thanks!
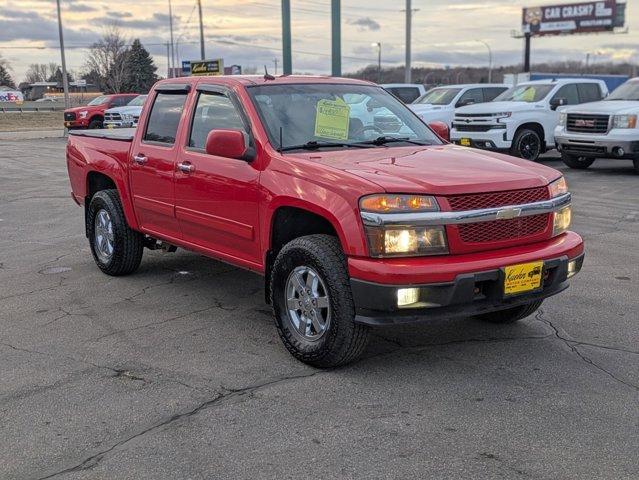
84;26;129;93
24;64;50;84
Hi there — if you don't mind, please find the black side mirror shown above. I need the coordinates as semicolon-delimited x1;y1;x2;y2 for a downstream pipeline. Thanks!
550;98;567;110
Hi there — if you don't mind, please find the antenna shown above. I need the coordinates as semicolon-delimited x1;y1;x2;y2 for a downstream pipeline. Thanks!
264;65;275;81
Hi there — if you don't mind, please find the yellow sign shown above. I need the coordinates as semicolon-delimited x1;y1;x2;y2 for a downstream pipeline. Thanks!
314;98;350;140
460;138;471;147
504;261;543;295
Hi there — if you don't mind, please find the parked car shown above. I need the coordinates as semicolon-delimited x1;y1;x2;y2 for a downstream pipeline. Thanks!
450;78;608;161
66;75;583;367
104;95;148;129
381;83;427;104
555;77;639;173
64;93;138;129
35;97;60;103
408;84;508;127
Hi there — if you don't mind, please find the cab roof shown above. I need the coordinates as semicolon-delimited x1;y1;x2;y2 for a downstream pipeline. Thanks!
154;74;376;88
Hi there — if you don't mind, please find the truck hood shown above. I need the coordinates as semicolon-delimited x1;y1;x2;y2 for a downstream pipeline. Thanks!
65;105;101;114
456;101;539;115
105;105;143;115
291;144;560;195
565;100;639;115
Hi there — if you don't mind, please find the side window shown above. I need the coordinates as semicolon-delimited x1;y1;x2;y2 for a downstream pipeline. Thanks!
111;97;128;107
483;87;508;101
457;88;484;106
577;83;603;103
143;92;188;145
388;87;420;104
189;92;247;149
552;84;580;105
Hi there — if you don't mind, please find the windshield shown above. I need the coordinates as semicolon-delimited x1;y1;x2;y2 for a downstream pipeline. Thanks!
414;88;462;105
88;95;109;106
606;81;639;101
247;84;441;151
127;95;147;107
494;84;554;103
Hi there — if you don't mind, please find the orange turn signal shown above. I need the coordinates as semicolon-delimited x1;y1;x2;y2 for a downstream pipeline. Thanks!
360;194;439;213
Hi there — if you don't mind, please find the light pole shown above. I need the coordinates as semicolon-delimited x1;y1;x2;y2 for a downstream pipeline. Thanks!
404;0;412;83
197;0;205;60
477;40;493;83
331;0;341;76
282;0;292;75
168;0;175;77
55;0;70;108
372;42;381;83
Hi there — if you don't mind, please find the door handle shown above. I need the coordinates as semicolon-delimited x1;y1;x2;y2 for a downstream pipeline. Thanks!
133;154;147;165
177;162;195;173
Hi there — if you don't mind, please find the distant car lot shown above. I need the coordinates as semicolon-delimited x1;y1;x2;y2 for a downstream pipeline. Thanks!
0;137;637;479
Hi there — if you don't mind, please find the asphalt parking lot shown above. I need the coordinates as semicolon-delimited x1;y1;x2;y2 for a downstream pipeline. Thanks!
1;137;637;480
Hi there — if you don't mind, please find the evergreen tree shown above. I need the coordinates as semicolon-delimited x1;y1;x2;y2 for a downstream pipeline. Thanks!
0;62;16;89
48;67;73;85
123;39;158;93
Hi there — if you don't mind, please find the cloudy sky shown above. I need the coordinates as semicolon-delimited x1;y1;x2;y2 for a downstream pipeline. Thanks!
0;0;635;83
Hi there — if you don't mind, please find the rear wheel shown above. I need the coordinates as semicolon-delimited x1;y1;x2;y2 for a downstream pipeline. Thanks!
562;152;595;169
88;118;103;129
270;235;369;368
87;189;144;276
474;300;543;324
511;128;542;161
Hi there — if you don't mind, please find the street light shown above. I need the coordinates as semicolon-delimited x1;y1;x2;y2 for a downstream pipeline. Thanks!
476;40;493;83
55;0;70;108
371;42;381;83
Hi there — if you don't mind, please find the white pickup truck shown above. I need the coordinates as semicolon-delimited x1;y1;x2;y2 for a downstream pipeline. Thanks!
450;79;608;161
555;78;639;173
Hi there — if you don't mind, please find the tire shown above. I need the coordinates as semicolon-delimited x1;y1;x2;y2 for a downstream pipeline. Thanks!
474;300;543;324
510;128;542;161
270;235;369;368
633;157;639;174
562;152;595;169
88;118;103;129
87;189;144;276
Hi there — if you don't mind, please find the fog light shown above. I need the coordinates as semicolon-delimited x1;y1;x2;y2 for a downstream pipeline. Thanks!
567;260;578;278
397;288;420;307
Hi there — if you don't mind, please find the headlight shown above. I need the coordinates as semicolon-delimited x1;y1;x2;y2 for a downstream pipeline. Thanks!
548;176;568;198
79;110;88;119
494;112;512;118
553;206;572;236
559;112;567;126
365;226;449;257
612;114;637;129
360;194;439;213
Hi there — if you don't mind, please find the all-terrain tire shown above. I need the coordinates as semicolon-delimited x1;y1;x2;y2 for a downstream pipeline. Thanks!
562;152;595;169
87;189;144;276
474;300;544;324
270;235;369;368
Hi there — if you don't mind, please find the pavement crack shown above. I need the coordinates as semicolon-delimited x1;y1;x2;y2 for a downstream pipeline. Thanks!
34;369;322;479
536;310;639;391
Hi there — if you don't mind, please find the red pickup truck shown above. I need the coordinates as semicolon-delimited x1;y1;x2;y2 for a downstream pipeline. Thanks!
64;93;138;129
66;75;584;367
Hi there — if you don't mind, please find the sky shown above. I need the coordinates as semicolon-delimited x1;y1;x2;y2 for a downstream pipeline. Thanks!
0;0;636;84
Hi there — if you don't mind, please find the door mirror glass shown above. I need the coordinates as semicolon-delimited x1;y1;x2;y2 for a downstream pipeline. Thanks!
550;98;567;110
205;129;248;159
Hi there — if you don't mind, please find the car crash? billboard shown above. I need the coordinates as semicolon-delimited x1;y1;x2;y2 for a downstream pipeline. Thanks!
522;1;625;36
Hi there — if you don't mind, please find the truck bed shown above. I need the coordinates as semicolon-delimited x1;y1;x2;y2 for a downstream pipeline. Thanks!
68;128;136;142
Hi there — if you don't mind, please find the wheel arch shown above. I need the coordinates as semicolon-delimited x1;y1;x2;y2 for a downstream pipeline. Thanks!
84;168;139;235
514;122;546;152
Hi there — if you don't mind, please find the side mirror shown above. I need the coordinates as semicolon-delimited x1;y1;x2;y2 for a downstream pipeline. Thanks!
205;129;248;160
428;121;450;142
550;98;567;110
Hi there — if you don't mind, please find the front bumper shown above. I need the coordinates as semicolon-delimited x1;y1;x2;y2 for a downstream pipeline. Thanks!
555;129;639;159
351;252;584;326
450;127;511;150
104;120;136;129
64;119;88;129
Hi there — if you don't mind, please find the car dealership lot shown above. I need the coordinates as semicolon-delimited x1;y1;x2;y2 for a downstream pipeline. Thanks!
0;138;637;479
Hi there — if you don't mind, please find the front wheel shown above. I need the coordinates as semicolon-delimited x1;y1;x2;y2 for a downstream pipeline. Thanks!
88;118;103;129
474;300;543;324
562;152;595;169
270;235;369;368
633;157;639;174
88;189;144;276
511;128;542;161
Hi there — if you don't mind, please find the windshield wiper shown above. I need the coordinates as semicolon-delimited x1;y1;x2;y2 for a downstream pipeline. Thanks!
355;136;431;147
279;140;373;152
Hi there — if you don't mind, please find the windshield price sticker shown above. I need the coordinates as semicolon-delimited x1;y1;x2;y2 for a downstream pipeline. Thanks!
315;99;351;140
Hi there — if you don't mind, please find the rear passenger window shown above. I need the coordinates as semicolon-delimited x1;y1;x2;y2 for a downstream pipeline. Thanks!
144;93;188;145
189;92;247;149
457;88;484;106
552;84;580;105
483;87;508;101
578;83;603;103
388;87;421;104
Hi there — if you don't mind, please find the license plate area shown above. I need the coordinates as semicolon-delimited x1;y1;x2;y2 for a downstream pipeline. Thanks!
503;261;544;296
459;138;471;147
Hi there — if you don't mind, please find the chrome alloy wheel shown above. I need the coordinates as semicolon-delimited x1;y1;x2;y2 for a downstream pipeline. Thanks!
285;266;331;341
94;209;114;263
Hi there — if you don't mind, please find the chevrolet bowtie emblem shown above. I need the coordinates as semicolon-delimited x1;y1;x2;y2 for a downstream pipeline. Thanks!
496;207;522;220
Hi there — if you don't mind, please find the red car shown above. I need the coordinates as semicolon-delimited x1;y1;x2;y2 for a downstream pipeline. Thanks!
65;75;583;367
63;93;138;129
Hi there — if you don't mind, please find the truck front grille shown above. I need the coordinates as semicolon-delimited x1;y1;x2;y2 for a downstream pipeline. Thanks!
105;112;122;121
447;187;549;211
452;124;499;132
566;114;609;134
458;214;550;243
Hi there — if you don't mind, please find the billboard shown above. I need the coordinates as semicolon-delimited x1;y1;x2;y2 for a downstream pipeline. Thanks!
190;59;224;76
0;90;24;104
522;1;625;36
